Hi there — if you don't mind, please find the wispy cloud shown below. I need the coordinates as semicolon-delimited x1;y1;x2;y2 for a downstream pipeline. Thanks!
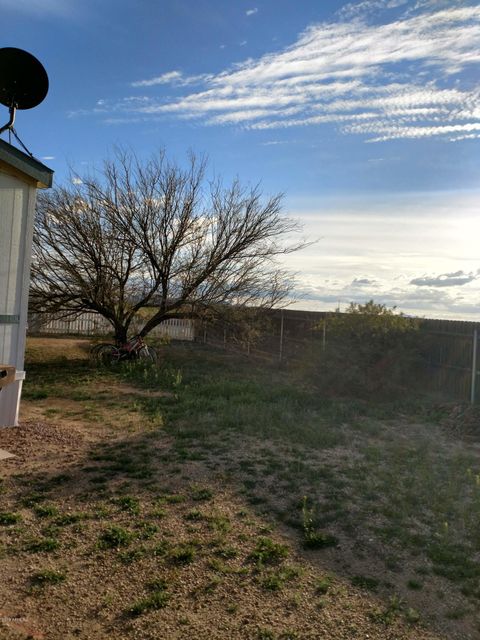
131;71;211;88
132;71;183;87
88;5;480;142
0;0;78;18
261;140;290;146
337;0;409;21
246;8;258;17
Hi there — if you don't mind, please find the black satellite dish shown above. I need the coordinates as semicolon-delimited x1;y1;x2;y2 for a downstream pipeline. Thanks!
0;47;49;134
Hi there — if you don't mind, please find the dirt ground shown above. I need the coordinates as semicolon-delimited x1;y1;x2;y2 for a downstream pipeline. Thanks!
0;338;475;639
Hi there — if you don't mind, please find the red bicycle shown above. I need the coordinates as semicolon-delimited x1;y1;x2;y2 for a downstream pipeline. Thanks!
92;335;157;365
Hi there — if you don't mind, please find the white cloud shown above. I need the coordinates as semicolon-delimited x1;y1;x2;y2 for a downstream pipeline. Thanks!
351;278;377;286
41;155;55;160
72;177;83;184
337;0;409;21
246;8;258;16
85;5;480;143
131;71;184;87
449;133;480;142
290;280;480;319
346;121;480;142
131;71;213;88
280;190;480;319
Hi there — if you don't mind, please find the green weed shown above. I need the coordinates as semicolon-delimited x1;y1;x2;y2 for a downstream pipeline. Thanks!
115;496;141;515
30;569;66;586
260;566;301;591
168;543;196;564
301;497;338;549
407;579;423;590
214;545;238;559
136;522;159;540
351;575;380;591
99;526;133;548
405;608;421;624
26;538;59;553
185;509;204;521
208;513;231;535
33;504;58;518
315;575;333;595
118;547;148;564
250;537;289;567
257;628;276;640
369;595;403;626
127;579;169;616
191;487;213;501
0;512;21;525
54;512;87;526
21;493;46;507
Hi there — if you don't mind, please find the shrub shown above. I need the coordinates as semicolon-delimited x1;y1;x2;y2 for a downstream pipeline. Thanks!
306;301;423;400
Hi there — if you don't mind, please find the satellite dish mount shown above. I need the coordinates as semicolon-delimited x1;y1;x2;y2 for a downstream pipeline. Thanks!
0;47;49;136
0;103;16;135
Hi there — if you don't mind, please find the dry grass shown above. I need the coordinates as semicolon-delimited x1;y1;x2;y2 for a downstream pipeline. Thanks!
0;337;476;639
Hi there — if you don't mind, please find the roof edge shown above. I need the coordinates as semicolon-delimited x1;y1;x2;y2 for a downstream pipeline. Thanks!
0;139;53;188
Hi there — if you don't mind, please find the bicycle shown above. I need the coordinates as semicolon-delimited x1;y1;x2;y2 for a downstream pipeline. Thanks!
91;335;157;366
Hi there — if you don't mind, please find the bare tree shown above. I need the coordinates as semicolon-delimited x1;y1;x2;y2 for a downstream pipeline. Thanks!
30;149;304;343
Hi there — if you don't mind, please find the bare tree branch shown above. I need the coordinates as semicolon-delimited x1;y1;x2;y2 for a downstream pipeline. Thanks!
30;148;307;342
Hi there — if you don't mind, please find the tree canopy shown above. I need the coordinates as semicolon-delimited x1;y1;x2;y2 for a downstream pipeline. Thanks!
30;149;304;342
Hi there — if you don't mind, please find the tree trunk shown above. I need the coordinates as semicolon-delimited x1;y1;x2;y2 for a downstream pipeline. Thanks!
114;325;128;344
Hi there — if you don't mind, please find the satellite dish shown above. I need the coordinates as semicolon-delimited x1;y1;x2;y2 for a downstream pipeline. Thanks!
0;47;49;135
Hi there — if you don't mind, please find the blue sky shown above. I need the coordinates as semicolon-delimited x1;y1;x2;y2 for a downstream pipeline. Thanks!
1;0;479;319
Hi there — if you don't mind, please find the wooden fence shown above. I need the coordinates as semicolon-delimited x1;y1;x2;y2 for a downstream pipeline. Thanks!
28;312;195;342
418;320;479;404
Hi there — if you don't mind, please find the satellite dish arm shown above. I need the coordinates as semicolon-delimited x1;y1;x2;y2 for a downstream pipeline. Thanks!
0;104;16;135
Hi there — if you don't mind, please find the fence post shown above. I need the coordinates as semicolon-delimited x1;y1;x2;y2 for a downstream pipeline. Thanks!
471;327;478;405
322;315;327;352
279;310;284;362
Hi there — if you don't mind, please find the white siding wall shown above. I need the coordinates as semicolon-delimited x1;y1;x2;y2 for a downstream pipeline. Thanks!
0;172;37;426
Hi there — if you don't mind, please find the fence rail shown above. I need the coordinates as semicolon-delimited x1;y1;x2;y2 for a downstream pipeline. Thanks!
28;312;195;342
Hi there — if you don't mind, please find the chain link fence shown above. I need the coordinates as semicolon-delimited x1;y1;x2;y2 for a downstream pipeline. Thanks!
197;310;480;404
28;308;480;404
